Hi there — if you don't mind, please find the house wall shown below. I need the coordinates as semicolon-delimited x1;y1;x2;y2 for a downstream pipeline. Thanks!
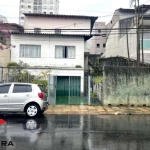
0;43;10;67
11;34;86;91
24;17;91;35
11;34;85;67
105;21;137;58
89;22;106;54
103;10;137;58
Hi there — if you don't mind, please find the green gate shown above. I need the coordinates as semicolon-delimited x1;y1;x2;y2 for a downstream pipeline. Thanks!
56;76;87;105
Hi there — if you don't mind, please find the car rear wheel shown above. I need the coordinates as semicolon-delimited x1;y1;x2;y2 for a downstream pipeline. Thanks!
25;104;40;118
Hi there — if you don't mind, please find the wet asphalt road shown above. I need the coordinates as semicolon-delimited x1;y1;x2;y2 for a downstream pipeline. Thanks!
0;114;150;150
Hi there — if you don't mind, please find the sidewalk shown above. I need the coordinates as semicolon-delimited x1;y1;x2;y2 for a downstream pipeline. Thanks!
44;105;150;115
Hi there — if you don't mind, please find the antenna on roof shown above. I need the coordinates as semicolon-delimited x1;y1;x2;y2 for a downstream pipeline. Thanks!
129;0;135;7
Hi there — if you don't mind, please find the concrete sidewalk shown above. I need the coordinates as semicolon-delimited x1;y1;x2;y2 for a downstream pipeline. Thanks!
44;105;150;115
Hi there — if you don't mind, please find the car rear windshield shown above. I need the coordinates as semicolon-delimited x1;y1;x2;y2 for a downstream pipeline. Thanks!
38;85;46;93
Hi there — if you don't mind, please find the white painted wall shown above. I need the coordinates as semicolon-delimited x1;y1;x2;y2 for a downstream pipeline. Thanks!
28;69;84;93
11;34;85;67
24;16;91;35
89;22;106;54
104;21;137;59
11;34;86;92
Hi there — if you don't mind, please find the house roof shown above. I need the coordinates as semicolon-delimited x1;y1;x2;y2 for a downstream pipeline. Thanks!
0;23;24;31
11;32;93;41
24;13;98;19
118;5;150;13
118;8;135;13
24;13;98;34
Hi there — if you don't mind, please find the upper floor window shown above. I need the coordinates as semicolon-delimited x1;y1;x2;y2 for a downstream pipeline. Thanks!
98;29;101;33
55;29;61;34
50;12;53;14
28;5;31;8
50;6;53;10
43;6;47;9
20;45;41;58
97;44;100;48
103;43;106;48
43;0;47;4
50;0;53;4
34;0;42;5
34;28;41;33
55;46;75;59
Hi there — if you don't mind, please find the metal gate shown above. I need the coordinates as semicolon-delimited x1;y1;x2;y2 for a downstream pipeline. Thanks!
47;75;57;105
90;76;103;105
47;75;89;105
47;75;102;105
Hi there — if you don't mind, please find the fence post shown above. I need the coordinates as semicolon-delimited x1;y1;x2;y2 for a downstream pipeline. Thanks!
88;76;91;105
102;65;106;105
47;74;50;104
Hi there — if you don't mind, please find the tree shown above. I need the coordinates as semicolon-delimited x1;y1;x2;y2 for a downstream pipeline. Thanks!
0;20;16;50
7;61;30;82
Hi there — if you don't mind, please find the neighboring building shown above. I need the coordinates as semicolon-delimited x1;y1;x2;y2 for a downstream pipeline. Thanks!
11;14;98;104
89;22;107;55
0;15;8;23
0;22;24;82
19;0;59;25
103;5;150;64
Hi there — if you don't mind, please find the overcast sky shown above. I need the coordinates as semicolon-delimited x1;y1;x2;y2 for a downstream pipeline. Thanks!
0;0;150;24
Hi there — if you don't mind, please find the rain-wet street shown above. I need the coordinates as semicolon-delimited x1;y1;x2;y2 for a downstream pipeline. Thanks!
1;114;150;150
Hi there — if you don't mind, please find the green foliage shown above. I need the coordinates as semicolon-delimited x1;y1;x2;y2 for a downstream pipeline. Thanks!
92;76;103;83
90;91;97;97
7;62;18;67
75;65;82;68
7;61;31;82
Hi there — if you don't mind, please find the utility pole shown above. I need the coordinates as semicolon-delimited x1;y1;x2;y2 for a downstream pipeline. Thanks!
136;0;140;66
126;25;130;65
141;5;144;64
130;0;141;66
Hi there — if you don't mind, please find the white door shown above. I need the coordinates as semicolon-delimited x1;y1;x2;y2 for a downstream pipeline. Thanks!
8;84;33;111
0;84;11;111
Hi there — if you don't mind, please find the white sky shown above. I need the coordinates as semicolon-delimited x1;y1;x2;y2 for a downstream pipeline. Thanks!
0;0;150;24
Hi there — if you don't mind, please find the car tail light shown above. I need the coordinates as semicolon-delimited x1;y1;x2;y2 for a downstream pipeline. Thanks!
38;93;44;99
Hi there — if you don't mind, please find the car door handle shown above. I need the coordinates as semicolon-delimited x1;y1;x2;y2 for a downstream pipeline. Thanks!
26;94;30;97
4;95;8;97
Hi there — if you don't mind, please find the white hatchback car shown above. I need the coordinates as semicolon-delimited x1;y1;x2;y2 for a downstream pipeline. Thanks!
0;83;48;117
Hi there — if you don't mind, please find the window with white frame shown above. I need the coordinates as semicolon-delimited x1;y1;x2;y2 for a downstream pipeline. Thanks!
43;5;47;9
43;0;47;4
55;29;61;34
50;6;53;10
50;0;53;4
34;28;41;33
55;46;75;59
20;45;41;58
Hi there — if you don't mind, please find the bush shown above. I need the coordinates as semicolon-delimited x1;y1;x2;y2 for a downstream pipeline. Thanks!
75;65;82;68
